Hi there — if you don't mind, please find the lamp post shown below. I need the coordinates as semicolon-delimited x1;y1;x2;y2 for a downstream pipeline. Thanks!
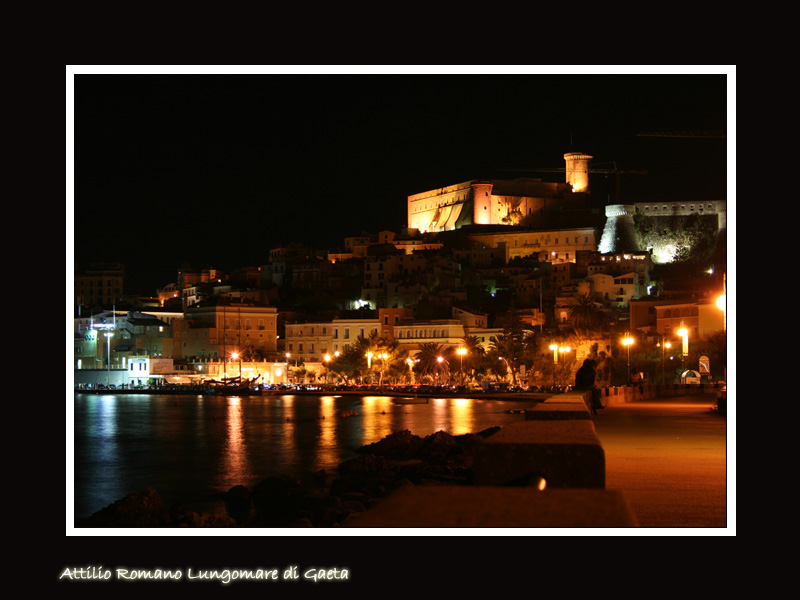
498;356;513;384
285;353;291;383
717;273;727;381
378;352;388;385
548;344;570;387
677;323;689;377
622;334;634;383
406;358;415;384
717;272;727;332
659;339;671;384
104;331;114;387
457;347;466;381
232;351;242;378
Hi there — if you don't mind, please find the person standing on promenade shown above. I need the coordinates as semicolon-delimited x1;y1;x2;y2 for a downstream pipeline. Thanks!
575;359;602;415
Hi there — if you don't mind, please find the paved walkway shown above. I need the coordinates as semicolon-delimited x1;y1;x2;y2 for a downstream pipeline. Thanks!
592;393;730;530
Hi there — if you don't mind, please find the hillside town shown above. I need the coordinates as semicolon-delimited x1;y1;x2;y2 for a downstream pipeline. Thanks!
73;154;727;392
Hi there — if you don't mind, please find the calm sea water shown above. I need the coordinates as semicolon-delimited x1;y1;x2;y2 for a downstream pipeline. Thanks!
72;393;535;521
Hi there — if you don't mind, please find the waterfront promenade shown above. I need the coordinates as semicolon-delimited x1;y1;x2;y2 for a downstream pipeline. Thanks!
593;392;728;528
73;386;729;530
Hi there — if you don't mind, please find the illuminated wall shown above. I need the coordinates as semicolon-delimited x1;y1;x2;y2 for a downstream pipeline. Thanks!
407;154;584;232
564;152;593;192
598;205;639;254
408;181;474;232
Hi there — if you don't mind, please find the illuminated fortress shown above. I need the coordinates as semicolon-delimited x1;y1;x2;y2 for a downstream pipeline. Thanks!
407;153;593;233
407;151;726;265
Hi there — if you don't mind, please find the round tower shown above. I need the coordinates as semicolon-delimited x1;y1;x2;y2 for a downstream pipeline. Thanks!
598;204;640;254
564;152;593;193
471;181;494;225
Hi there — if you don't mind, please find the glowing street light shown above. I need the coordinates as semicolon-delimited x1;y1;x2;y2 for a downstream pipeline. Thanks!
717;272;727;332
456;347;467;374
406;358;416;384
232;351;242;377
658;338;672;383
104;331;114;387
677;323;689;374
456;348;467;371
622;334;634;382
548;343;570;387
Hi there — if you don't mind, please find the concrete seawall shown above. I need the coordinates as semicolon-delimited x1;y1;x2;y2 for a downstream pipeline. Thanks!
346;391;639;528
599;383;708;406
346;385;710;527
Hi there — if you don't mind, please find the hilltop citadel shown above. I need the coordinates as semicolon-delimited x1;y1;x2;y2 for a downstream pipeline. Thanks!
74;151;727;388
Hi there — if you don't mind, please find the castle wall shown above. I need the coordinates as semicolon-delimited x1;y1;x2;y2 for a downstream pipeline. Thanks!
635;200;726;232
408;181;474;232
468;228;596;261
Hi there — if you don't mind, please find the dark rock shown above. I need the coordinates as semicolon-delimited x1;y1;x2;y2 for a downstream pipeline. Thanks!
252;475;305;526
79;487;171;528
356;429;424;458
417;430;457;460
338;454;395;478
476;426;502;439
223;485;252;524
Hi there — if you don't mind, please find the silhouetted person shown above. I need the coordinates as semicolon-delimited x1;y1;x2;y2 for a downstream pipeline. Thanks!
575;359;603;415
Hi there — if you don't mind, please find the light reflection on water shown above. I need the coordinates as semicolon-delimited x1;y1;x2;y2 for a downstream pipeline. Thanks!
73;393;535;521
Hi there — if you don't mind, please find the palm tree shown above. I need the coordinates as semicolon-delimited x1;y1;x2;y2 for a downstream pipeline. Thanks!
457;335;485;382
488;333;524;385
569;293;607;337
414;342;449;383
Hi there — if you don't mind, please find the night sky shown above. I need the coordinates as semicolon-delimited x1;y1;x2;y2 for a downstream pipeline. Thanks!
69;68;730;295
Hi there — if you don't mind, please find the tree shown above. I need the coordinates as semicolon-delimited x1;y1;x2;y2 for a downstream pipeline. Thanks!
414;342;449;383
568;293;607;337
332;331;408;385
488;333;524;385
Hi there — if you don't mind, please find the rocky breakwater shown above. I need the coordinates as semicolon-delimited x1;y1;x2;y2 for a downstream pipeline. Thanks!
75;427;501;528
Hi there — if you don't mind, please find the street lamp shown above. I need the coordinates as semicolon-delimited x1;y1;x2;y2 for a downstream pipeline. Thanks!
717;273;727;381
717;272;727;332
622;334;634;383
104;331;114;387
457;347;467;378
677;323;689;376
365;352;374;384
324;353;331;384
548;344;570;387
285;353;291;383
498;356;511;384
658;339;672;384
232;351;242;378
